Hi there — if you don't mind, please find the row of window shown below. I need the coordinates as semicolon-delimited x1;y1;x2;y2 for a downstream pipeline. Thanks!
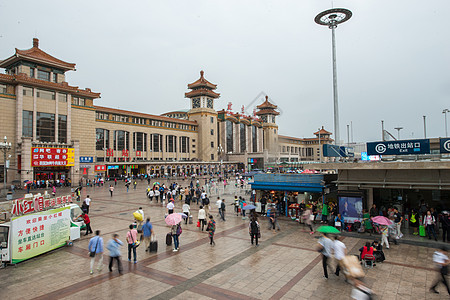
22;110;67;143
280;146;315;157
95;113;195;131
22;86;68;102
225;120;258;153
30;69;58;83
96;129;192;154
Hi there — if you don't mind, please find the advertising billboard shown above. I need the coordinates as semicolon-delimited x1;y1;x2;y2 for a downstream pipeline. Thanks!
338;196;363;223
440;138;450;154
10;206;71;264
366;139;430;156
31;147;75;167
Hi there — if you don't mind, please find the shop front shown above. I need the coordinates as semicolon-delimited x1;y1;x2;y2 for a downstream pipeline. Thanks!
31;147;75;186
251;173;337;217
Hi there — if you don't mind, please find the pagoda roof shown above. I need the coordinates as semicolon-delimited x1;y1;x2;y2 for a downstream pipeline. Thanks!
256;96;278;109
185;88;220;99
0;73;100;98
187;70;217;90
0;38;76;71
255;109;280;116
314;127;332;135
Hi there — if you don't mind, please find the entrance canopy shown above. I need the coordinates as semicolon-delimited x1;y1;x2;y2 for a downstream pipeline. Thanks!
251;173;335;193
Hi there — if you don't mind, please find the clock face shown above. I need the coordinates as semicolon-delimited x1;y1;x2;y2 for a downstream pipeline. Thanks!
207;98;213;109
193;98;201;109
261;115;267;123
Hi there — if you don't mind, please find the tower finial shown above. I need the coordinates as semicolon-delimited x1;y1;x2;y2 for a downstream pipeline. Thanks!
200;70;204;77
265;95;268;101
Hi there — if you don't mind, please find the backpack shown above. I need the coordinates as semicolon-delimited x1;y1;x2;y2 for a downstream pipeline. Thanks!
176;224;182;235
204;197;210;205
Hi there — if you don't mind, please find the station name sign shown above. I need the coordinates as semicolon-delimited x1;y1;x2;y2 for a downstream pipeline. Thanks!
367;139;430;156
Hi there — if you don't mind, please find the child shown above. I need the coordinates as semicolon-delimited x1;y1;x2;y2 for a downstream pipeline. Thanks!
335;213;344;231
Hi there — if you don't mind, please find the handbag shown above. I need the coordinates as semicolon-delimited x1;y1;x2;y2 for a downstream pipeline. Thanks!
129;231;140;248
89;237;99;257
197;220;200;227
335;221;341;227
309;215;315;221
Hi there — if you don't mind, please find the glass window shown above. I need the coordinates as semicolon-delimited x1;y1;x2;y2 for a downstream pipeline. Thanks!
0;84;6;94
36;112;55;142
36;89;55;100
133;132;146;151
240;123;246;153
252;126;257;153
96;129;109;150
211;129;214;135
30;68;35;78
211;154;214;160
210;117;214;124
58;93;67;102
226;120;233;153
211;141;214;148
37;70;50;81
180;136;189;153
58;115;67;143
23;86;33;97
22;110;33;137
151;134;162;152
53;73;57;83
114;130;129;151
166;135;176;153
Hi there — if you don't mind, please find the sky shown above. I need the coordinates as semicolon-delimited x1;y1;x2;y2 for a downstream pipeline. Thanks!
1;0;449;143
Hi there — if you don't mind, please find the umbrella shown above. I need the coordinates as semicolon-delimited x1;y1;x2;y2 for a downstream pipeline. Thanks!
165;213;182;225
153;182;160;185
177;213;188;218
242;204;256;210
316;225;341;234
372;216;392;226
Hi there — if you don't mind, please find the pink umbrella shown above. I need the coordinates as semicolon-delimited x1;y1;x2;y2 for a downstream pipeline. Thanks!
372;216;392;226
165;213;182;226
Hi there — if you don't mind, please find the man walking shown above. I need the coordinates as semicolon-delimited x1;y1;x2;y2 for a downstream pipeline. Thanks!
84;195;91;214
430;246;450;295
109;185;114;197
220;199;226;221
333;236;347;278
393;207;403;239
142;218;154;251
107;233;123;274
318;233;333;278
88;230;104;275
126;224;138;263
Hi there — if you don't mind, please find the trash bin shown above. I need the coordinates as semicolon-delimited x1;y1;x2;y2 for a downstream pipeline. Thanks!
6;192;13;200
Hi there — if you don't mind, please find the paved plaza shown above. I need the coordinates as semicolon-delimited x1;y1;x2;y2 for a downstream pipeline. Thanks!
1;180;449;299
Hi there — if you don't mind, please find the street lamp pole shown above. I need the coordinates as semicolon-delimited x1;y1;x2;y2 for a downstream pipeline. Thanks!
0;136;12;197
315;8;352;146
394;127;403;140
443;109;449;138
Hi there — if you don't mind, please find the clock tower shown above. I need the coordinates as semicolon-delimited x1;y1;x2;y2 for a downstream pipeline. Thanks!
185;70;220;161
256;96;279;155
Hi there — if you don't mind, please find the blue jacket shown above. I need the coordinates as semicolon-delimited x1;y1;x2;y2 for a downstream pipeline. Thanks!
106;239;123;257
88;236;104;253
142;221;153;237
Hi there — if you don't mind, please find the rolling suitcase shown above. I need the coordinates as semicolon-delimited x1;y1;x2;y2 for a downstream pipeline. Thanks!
419;225;426;237
166;233;172;246
149;240;158;252
189;215;193;224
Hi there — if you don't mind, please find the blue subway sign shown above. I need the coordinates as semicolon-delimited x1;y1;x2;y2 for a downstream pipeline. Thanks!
79;156;94;163
367;139;430;156
440;138;450;154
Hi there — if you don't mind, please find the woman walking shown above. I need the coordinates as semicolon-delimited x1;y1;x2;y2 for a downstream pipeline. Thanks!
206;215;216;246
171;223;181;252
249;215;260;246
424;210;438;241
198;206;206;231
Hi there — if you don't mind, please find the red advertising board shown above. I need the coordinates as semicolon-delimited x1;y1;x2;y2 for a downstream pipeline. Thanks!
94;165;106;172
31;148;74;167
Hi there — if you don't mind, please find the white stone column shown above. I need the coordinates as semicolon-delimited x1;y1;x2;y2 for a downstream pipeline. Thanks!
21;137;33;183
34;68;38;79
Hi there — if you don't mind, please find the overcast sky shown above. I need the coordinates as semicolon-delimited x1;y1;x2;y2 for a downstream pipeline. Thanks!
1;0;449;143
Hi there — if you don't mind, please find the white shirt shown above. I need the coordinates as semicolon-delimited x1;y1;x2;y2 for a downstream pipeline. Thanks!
201;192;207;199
333;240;346;260
137;209;144;219
167;202;174;210
182;204;190;213
148;190;154;197
433;251;449;265
198;209;206;219
84;198;91;206
216;199;222;208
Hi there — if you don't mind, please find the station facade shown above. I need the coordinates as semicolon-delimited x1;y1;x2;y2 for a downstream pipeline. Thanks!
0;39;332;185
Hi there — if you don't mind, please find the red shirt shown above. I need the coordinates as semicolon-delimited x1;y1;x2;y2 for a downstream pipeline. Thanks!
83;214;90;224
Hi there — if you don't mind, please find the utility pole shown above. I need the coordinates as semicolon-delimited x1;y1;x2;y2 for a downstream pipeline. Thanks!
423;116;427;139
